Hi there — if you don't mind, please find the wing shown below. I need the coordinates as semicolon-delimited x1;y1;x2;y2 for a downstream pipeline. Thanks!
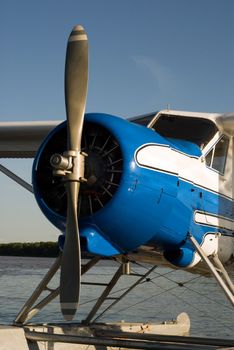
0;121;61;158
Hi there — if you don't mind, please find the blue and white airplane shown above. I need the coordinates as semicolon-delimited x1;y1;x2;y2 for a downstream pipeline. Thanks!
0;25;233;321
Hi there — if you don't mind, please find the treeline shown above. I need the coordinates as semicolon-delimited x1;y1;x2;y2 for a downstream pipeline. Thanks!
0;242;59;257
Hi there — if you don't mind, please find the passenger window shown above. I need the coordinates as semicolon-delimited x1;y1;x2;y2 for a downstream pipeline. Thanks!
205;135;229;174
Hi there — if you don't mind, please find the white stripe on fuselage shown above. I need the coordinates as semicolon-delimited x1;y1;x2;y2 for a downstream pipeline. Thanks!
194;211;234;231
135;143;233;201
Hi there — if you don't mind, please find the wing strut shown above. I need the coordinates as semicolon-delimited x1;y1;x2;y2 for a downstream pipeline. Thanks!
0;164;33;193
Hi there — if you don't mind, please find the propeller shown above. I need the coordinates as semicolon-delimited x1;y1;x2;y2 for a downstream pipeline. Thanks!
50;25;88;320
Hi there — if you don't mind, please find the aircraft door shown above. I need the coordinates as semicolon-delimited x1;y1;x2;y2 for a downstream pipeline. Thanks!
195;135;233;230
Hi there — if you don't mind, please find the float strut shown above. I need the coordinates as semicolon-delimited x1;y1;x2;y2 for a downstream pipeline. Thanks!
189;234;234;307
14;255;62;325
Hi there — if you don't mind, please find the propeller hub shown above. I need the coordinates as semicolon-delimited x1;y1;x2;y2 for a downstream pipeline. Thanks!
50;153;72;170
50;151;87;182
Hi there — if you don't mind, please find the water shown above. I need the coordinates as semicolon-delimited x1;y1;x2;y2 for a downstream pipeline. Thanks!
0;256;233;339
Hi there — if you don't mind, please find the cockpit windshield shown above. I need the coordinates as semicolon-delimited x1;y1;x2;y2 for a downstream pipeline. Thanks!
129;113;157;126
151;114;218;149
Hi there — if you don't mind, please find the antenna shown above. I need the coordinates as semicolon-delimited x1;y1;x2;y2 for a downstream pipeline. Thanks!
166;103;171;111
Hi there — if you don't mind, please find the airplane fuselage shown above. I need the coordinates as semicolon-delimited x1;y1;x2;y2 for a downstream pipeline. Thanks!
32;112;234;269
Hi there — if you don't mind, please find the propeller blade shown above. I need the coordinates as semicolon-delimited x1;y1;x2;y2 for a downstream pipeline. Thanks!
60;181;81;320
60;25;88;320
65;25;88;151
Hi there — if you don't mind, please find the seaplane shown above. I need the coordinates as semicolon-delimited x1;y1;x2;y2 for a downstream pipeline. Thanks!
0;24;233;349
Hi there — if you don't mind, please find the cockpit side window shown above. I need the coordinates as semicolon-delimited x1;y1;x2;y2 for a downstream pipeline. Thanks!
205;149;213;167
205;135;229;174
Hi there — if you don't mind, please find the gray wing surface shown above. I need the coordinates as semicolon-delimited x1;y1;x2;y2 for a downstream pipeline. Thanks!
0;121;61;158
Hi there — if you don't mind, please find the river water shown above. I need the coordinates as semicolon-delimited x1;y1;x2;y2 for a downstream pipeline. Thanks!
0;256;233;339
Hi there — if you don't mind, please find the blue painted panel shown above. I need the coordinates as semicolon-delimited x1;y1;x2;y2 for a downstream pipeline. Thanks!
80;224;121;256
166;138;202;157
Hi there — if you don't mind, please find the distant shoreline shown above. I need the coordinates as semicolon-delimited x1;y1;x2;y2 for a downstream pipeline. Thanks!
0;242;59;257
0;242;97;259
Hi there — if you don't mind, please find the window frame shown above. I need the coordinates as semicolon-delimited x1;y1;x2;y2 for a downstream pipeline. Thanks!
204;134;229;175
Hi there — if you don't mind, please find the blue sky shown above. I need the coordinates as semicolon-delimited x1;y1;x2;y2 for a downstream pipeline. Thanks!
0;0;233;242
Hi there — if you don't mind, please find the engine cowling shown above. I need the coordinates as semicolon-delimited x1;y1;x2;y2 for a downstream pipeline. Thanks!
33;112;211;263
33;119;123;231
